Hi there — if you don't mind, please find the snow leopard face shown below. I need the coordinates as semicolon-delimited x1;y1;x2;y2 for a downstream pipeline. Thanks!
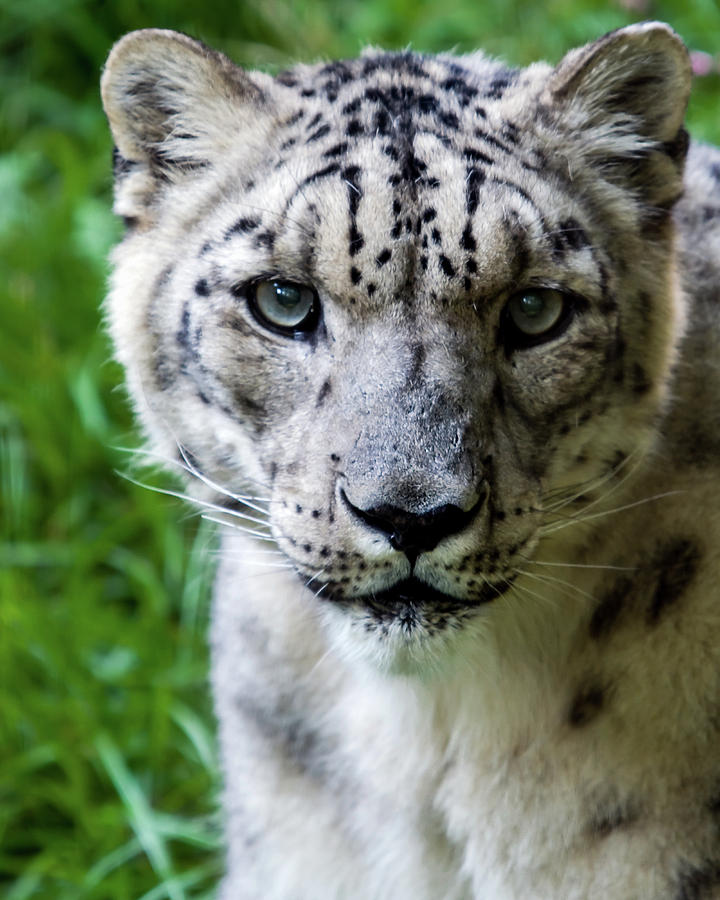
102;24;690;664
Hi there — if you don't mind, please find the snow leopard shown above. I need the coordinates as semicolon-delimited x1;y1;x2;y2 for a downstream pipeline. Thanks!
101;21;720;899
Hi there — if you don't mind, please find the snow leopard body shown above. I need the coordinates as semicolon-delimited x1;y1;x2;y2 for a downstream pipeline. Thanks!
101;22;720;899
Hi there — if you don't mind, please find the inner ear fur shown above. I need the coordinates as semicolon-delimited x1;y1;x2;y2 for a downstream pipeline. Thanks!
101;29;269;175
542;22;692;207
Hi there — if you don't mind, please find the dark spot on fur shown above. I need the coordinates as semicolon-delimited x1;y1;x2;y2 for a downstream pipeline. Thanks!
568;682;608;727
194;278;210;297
441;77;478;105
474;129;513;154
350;266;362;284
299;163;341;193
463;146;494;166
316;379;332;407
176;303;191;352
559;218;589;250
461;223;476;251
254;231;275;251
409;343;425;382
631;363;651;395
590;576;632;639
439;255;456;278
647;539;700;624
674;860;720;900
349;225;364;255
588;798;639;838
485;74;515;99
306;123;331;143
225;217;260;239
235;694;327;779
465;167;485;215
324;142;349;158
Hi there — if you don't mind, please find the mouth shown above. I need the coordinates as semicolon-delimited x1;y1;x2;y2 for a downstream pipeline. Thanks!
324;576;510;621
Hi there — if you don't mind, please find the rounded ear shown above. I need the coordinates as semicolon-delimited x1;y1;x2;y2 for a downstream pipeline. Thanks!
101;29;268;174
542;22;692;208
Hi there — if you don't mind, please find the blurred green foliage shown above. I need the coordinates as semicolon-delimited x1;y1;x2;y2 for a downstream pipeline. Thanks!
1;0;719;896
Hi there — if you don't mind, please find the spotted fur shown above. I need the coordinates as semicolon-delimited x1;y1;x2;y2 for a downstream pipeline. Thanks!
102;23;720;899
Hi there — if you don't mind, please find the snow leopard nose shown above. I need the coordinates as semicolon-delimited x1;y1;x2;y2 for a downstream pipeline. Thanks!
341;490;485;565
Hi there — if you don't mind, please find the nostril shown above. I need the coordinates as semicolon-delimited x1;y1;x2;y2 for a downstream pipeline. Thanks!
341;488;485;563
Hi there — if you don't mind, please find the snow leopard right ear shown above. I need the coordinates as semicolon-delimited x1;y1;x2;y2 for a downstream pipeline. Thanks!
101;30;273;221
542;22;692;211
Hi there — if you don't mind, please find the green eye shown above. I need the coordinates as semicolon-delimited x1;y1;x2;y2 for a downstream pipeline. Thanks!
249;279;319;335
506;289;564;336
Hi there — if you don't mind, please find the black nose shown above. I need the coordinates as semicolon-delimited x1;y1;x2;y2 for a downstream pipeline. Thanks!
341;490;484;565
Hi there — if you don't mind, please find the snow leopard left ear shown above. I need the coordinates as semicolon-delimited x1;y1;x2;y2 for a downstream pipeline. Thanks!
543;22;692;210
101;30;275;222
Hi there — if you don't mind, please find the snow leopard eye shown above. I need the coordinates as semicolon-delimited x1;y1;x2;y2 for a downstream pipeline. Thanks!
248;279;320;337
501;288;576;351
507;289;563;335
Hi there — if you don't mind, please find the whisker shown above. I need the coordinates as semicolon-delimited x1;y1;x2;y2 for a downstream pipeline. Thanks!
509;579;555;607
519;555;636;573
118;470;271;529
113;443;272;510
540;490;683;536
520;569;594;603
201;514;276;542
176;443;272;512
539;446;644;515
305;569;328;589
312;582;330;600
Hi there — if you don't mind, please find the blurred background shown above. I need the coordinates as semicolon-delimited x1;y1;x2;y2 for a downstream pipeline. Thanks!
2;0;719;897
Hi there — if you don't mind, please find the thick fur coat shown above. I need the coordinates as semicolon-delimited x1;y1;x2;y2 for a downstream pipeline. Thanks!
102;23;720;898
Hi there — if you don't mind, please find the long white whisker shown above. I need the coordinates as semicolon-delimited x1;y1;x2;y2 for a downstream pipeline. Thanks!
312;582;330;600
177;443;272;511
202;514;276;541
118;470;271;527
509;580;555;607
540;447;644;515
113;443;271;511
552;447;648;520
520;555;636;572
520;569;594;603
540;490;683;535
305;569;328;588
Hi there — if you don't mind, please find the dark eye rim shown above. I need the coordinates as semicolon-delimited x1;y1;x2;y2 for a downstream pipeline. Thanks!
499;287;586;354
234;278;321;339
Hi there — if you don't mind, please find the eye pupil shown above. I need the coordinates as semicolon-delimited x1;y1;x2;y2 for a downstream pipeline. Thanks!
273;282;302;309
518;293;545;318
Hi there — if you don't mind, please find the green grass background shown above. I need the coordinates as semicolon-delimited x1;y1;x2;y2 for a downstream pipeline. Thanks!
2;0;719;897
